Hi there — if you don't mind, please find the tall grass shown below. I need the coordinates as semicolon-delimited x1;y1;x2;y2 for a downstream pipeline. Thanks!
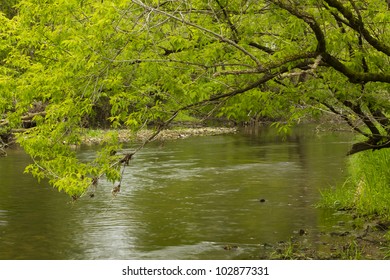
350;149;390;217
320;148;390;219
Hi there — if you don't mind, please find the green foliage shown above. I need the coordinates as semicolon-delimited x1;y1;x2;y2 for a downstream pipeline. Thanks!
320;148;390;218
0;0;19;18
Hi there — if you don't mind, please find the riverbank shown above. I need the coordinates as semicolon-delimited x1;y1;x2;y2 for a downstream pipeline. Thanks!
81;126;238;145
266;212;390;259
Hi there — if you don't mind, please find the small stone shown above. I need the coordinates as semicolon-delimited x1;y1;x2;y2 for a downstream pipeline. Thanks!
223;245;239;251
299;229;307;236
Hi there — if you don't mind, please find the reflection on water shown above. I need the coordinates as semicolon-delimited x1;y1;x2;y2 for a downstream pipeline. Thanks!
0;125;354;259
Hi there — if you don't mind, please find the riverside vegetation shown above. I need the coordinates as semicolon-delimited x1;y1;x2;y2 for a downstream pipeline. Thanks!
1;0;390;258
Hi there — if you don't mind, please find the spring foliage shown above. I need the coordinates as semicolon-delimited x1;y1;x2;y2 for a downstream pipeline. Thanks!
0;0;389;197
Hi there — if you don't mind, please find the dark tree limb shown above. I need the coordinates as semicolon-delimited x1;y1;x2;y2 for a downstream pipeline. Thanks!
271;1;390;84
214;0;240;42
324;0;390;56
321;52;390;83
249;42;275;54
270;0;326;53
347;139;390;155
342;100;381;137
370;108;390;132
317;99;370;137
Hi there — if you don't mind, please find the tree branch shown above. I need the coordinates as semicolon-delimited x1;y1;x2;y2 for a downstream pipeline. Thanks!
271;1;390;84
270;0;326;53
321;52;390;83
347;139;390;155
214;0;240;42
365;101;390;133
342;100;381;137
248;41;275;54
324;0;390;56
132;0;263;67
110;58;210;69
318;99;369;137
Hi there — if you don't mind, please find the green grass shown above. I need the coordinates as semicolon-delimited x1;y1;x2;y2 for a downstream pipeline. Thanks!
339;241;364;260
351;149;390;218
318;177;357;210
83;129;106;138
319;148;390;219
174;111;200;122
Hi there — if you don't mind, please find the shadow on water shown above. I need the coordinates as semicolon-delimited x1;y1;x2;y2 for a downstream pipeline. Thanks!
0;125;356;259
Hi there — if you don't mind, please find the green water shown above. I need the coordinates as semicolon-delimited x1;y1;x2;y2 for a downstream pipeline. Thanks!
0;125;354;259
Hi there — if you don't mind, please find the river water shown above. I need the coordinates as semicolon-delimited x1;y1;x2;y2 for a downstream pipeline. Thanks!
0;125;354;259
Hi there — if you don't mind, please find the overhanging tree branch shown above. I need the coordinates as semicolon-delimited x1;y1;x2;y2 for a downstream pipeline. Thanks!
311;95;367;136
347;138;390;155
270;0;326;53
248;41;275;54
343;100;381;137
132;0;263;67
324;0;390;56
321;52;390;83
271;1;390;84
214;0;240;42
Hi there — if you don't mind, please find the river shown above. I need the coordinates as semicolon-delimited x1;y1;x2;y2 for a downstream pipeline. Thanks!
0;125;354;259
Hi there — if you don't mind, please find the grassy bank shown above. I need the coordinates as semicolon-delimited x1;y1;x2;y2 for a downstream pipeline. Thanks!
319;149;390;230
349;150;390;218
320;148;390;220
312;148;390;259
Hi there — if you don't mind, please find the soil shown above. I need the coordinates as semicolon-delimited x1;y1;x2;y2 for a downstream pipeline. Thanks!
265;212;390;260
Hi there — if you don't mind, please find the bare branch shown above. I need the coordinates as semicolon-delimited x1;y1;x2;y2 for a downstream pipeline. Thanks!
278;55;322;78
21;111;46;121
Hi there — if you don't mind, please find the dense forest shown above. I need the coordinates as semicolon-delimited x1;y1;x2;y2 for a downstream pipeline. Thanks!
1;0;389;203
